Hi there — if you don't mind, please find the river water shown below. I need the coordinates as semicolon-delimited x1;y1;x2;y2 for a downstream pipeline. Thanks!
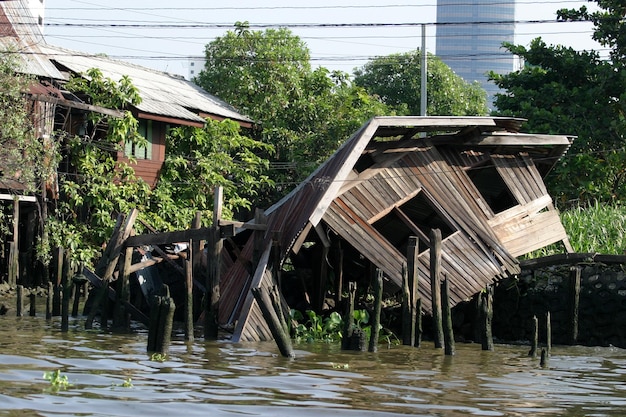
1;315;625;417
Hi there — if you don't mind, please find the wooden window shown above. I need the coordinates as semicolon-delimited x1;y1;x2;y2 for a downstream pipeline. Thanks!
125;119;153;160
373;191;456;254
467;160;517;214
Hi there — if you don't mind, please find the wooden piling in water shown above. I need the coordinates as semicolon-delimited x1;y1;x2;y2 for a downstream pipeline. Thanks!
402;263;412;346
540;348;548;367
251;287;295;358
29;293;36;317
16;285;23;317
204;187;223;340
529;315;538;357
147;285;176;354
61;250;72;332
184;244;194;342
407;237;420;348
480;285;494;351
46;281;53;319
546;311;552;357
430;229;444;349
441;277;455;356
342;282;357;351
369;268;383;353
568;266;581;345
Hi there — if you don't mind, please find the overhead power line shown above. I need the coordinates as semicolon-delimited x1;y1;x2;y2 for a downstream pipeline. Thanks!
40;19;592;29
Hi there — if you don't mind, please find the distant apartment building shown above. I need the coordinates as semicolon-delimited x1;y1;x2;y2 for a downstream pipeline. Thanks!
436;0;515;109
187;57;205;80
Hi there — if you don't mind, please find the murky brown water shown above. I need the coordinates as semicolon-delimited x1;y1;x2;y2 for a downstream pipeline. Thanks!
1;315;625;416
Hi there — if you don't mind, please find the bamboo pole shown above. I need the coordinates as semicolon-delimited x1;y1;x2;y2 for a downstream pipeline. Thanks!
408;236;419;347
546;311;552;357
46;281;53;319
29;293;36;316
430;229;444;348
402;263;412;346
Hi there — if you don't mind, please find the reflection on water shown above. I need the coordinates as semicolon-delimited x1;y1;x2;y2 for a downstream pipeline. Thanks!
1;316;626;416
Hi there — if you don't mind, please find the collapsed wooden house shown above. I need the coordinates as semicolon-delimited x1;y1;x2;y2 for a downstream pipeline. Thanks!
221;116;574;342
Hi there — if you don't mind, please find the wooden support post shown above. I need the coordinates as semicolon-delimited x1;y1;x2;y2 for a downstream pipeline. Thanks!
333;240;344;309
430;229;444;349
46;281;53;319
568;266;581;345
204;188;223;340
113;245;133;330
86;209;138;330
540;348;548;367
441;277;455;356
29;293;36;316
72;278;82;317
191;211;203;273
60;250;71;332
546;311;552;357
480;285;494;351
16;285;23;317
252;287;295;358
408;237;419;347
148;285;175;354
369;268;383;352
529;315;538;357
52;247;63;316
342;282;357;350
402;263;412;346
415;297;422;348
184;242;194;342
8;197;19;286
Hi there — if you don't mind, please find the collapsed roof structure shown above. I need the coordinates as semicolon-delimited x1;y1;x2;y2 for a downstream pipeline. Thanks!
219;116;574;342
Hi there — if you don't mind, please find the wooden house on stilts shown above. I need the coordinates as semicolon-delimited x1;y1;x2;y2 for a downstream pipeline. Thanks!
221;116;574;342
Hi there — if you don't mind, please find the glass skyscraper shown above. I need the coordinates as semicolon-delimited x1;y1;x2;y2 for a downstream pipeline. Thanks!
436;0;515;109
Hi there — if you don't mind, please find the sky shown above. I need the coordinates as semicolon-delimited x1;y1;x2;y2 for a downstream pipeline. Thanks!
42;0;603;79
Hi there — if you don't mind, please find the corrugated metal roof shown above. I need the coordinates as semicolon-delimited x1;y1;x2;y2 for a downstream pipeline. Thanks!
38;44;253;125
0;2;64;79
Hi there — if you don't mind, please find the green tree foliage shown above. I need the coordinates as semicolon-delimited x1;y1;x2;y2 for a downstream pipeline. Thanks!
195;24;389;202
153;119;274;227
48;68;273;267
0;50;44;192
353;51;489;116
489;0;625;205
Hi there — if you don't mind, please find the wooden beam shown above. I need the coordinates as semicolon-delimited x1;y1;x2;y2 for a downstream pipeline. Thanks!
125;226;214;247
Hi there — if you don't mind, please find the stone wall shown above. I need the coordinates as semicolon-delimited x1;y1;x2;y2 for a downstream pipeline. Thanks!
492;258;626;348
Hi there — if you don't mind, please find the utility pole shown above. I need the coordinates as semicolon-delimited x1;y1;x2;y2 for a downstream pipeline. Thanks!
420;24;427;117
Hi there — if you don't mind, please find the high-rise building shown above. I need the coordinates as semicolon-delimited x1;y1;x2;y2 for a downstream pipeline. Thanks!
436;0;515;109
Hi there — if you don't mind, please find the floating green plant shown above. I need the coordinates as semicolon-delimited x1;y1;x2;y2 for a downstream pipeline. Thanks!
43;369;71;390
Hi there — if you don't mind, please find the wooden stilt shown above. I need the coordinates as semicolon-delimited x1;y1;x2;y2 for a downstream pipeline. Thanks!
341;282;357;350
46;281;53;319
204;187;223;340
480;285;494;351
441;277;455;356
546;311;552;357
16;285;23;317
529;315;538;357
29;293;36;316
430;229;444;349
252;287;295;358
369;268;383;352
568;266;581;345
184;244;194;342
